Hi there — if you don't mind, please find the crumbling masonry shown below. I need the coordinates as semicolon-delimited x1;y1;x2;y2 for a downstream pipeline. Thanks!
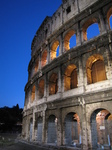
22;0;112;149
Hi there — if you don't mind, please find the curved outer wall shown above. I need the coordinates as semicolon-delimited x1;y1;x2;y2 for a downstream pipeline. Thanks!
22;0;112;149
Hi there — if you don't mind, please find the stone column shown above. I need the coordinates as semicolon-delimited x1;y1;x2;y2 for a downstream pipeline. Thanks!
76;21;81;46
47;43;50;63
79;97;88;150
104;47;112;80
44;73;47;99
38;52;41;70
60;32;64;54
57;108;62;146
105;15;110;30
58;66;62;94
32;112;36;141
35;82;38;102
42;105;47;143
26;116;30;141
78;56;85;90
80;28;84;43
45;73;49;98
99;9;107;34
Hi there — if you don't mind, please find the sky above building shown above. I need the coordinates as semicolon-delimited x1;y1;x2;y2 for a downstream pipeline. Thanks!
0;0;62;108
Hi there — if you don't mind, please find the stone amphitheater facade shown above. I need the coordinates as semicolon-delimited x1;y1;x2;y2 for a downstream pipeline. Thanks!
22;0;112;149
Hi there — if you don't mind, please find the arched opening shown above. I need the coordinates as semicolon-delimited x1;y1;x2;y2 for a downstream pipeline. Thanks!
90;109;112;149
64;30;76;51
31;85;35;102
49;73;58;95
87;23;100;40
70;34;76;49
38;79;44;99
37;116;43;142
30;118;33;141
51;41;59;60
47;115;57;144
64;112;81;146
64;64;77;91
35;59;39;73
86;54;106;84
91;60;106;83
41;50;47;67
83;18;98;41
107;7;112;29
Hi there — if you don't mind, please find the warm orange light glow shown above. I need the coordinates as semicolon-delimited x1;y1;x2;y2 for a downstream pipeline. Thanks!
41;50;47;67
107;7;112;29
86;54;106;84
35;59;39;73
49;73;58;95
64;64;77;91
64;30;75;51
38;79;44;99
31;85;35;102
51;41;59;60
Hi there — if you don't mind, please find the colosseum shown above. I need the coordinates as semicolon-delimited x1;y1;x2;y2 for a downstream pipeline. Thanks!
22;0;112;149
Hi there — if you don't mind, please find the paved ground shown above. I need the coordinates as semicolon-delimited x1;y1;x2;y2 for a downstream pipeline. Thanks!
0;141;50;150
0;133;49;150
0;133;80;150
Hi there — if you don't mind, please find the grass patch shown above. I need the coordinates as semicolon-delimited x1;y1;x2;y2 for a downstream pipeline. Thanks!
0;134;17;147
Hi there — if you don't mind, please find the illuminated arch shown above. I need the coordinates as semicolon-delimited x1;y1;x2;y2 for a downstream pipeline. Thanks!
90;109;112;148
86;54;106;84
82;18;99;41
31;85;35;102
49;73;58;95
64;64;77;91
41;50;47;67
64;30;76;51
64;112;81;145
38;79;44;99
50;41;59;60
107;7;112;29
47;115;57;143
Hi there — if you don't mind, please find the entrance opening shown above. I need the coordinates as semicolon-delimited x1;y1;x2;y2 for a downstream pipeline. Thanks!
91;109;112;149
47;115;57;144
64;112;81;146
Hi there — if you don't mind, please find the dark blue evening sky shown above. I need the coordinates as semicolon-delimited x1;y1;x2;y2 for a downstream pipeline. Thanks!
0;0;62;108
